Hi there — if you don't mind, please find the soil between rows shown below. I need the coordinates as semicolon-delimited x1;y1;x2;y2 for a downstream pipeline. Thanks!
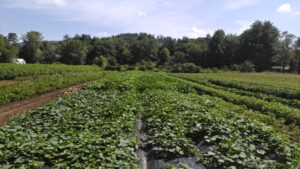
0;81;92;125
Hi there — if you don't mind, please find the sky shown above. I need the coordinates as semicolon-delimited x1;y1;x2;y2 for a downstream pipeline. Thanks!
0;0;299;40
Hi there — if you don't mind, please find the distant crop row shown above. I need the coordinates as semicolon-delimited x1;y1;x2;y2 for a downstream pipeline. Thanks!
209;79;300;100
0;64;102;80
0;72;104;106
0;64;104;106
171;74;300;125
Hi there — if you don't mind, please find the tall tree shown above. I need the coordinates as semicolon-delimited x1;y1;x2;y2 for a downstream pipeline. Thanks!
40;41;57;63
208;29;226;68
60;39;88;65
158;47;171;65
7;33;18;44
223;34;240;65
293;37;300;73
239;21;279;71
20;31;43;63
0;35;19;63
274;31;295;73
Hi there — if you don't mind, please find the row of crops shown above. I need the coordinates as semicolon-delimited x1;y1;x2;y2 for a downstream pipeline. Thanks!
170;74;300;139
0;64;102;80
0;64;103;106
0;72;299;168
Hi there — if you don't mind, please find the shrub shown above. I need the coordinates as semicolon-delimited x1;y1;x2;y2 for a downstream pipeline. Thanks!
93;55;107;68
138;61;155;71
240;61;255;72
230;61;255;72
171;63;201;73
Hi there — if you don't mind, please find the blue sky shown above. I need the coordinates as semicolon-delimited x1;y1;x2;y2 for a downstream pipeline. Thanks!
0;0;299;40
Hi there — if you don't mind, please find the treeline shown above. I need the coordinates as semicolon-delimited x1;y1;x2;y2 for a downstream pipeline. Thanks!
1;20;300;73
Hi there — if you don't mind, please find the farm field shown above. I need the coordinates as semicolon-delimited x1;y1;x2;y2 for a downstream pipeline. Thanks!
0;64;104;106
0;71;299;169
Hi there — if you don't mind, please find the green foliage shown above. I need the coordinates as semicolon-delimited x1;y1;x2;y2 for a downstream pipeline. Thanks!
274;31;296;73
171;74;300;125
235;60;255;72
0;64;101;80
40;41;57;63
7;33;18;44
0;36;19;63
60;39;88;65
208;29;226;67
0;72;299;168
107;56;118;66
93;55;107;67
0;64;103;105
138;61;155;71
159;47;171;65
0;86;140;168
20;31;43;63
171;63;202;73
239;21;280;71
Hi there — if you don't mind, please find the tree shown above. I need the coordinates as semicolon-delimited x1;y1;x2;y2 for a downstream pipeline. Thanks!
223;34;240;65
93;55;107;67
60;39;88;65
20;31;43;63
7;33;18;44
157;36;176;55
159;47;171;65
0;35;19;63
40;41;57;63
86;38;116;64
208;29;226;68
293;37;300;73
172;51;185;64
107;56;118;66
273;31;295;74
120;48;133;64
239;21;279;71
185;43;207;66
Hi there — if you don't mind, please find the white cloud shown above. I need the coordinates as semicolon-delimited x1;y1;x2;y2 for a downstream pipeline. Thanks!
95;32;110;38
224;0;258;11
35;0;67;6
2;0;262;38
294;11;300;16
189;26;214;38
277;3;291;13
236;20;253;34
137;10;147;17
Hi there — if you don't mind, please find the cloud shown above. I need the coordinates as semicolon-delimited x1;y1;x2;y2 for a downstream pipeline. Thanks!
189;26;214;38
224;0;258;11
95;32;110;38
277;3;291;13
1;0;263;39
137;10;147;17
236;20;253;34
35;0;67;7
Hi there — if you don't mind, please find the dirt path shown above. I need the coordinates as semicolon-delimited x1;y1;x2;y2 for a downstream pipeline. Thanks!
0;81;92;125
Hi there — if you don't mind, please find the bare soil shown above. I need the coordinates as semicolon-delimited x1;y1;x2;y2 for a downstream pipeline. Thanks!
0;81;92;125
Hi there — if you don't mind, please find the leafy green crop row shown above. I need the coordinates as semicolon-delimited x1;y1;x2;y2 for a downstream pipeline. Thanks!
1;72;299;168
132;74;300;168
141;90;300;168
209;82;300;109
171;74;300;109
0;72;104;106
0;76;142;168
170;75;300;125
0;64;102;80
209;79;300;100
